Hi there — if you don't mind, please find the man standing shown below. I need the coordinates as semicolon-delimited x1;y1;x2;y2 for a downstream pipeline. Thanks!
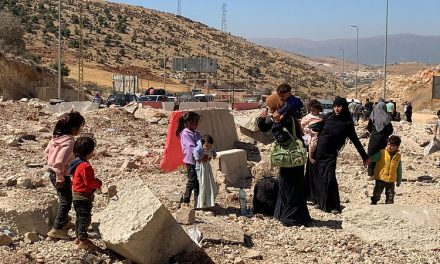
348;99;357;123
386;100;395;116
364;98;374;119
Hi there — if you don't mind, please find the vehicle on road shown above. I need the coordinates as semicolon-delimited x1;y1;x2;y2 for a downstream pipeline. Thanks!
106;93;139;107
139;95;170;102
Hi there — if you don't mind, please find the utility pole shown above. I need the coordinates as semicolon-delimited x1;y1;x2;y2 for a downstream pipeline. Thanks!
162;38;166;89
383;0;389;100
78;0;84;100
177;0;182;16
57;0;62;99
221;3;227;32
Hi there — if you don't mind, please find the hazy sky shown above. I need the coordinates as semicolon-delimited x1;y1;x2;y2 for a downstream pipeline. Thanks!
109;0;440;40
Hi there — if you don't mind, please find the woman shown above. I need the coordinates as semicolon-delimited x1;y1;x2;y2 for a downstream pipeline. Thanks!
257;85;311;226
314;96;369;214
405;101;413;123
366;102;393;176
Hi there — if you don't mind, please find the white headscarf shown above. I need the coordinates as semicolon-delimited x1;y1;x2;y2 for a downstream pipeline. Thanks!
369;102;391;132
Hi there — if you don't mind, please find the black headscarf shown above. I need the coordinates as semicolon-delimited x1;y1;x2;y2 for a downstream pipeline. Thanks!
332;96;352;122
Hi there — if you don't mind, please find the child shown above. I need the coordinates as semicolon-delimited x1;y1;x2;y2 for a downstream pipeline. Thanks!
45;112;85;240
176;111;201;206
68;136;102;251
370;135;402;205
193;134;217;209
300;99;323;164
274;84;304;121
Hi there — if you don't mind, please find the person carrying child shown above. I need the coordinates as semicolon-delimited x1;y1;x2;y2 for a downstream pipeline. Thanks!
370;135;402;205
176;111;202;206
272;84;304;122
301;99;324;205
68;136;102;251
193;134;218;209
45;112;85;240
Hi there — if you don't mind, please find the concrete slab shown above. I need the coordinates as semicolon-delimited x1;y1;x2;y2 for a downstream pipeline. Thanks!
162;102;175;111
342;204;440;250
0;191;58;236
97;179;198;264
212;149;250;187
46;101;99;113
195;109;238;152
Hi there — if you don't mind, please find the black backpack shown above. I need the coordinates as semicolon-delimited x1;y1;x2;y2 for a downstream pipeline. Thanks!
253;177;279;216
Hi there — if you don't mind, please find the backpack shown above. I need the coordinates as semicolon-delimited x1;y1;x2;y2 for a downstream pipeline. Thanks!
253;177;279;216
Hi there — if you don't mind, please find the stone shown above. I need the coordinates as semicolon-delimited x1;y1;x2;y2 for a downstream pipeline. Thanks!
6;137;19;147
24;232;39;244
0;233;12;246
212;149;250;187
174;207;195;225
417;175;433;182
4;177;17;187
31;177;44;188
0;192;58;236
124;104;139;115
243;249;263;260
97;179;198;264
120;159;140;171
149;117;162;124
158;118;168;125
17;177;33;189
234;257;245;264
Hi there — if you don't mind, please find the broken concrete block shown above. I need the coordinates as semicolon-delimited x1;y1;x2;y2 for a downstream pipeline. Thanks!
0;233;12;246
174;207;195;225
17;177;33;189
0;192;58;236
24;232;39;244
212;149;250;187
97;179;198;264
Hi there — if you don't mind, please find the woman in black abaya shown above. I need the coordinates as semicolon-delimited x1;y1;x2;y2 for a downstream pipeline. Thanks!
257;85;311;226
314;96;369;214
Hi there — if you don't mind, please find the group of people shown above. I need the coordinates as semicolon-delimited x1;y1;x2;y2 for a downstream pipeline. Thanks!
253;84;403;227
45;112;102;251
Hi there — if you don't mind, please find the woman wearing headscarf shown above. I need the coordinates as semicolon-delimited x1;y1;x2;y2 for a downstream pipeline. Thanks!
366;101;394;176
257;85;312;226
314;96;369;214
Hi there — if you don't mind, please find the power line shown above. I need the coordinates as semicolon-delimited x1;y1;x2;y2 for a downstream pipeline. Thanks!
221;3;227;32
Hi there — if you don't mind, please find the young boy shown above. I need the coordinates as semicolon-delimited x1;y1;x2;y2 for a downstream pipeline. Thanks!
370;135;402;205
68;136;102;251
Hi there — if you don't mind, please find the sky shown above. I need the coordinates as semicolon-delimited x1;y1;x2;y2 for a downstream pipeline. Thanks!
109;0;440;41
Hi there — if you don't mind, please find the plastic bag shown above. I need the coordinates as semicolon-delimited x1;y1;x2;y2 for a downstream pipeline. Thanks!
424;139;440;156
186;225;203;247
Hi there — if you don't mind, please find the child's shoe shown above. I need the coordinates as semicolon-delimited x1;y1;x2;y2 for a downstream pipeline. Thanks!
76;239;98;251
47;228;71;240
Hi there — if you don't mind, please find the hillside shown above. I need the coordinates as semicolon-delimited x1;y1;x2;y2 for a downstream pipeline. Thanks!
0;0;343;97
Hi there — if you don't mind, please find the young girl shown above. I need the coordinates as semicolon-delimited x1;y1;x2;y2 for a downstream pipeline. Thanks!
193;134;217;209
45;111;85;239
301;99;324;164
176;111;201;206
68;136;102;251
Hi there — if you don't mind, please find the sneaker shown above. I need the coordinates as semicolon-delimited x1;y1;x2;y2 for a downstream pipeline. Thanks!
63;222;76;230
368;176;375;181
330;209;341;214
76;239;98;251
47;228;71;240
313;204;320;209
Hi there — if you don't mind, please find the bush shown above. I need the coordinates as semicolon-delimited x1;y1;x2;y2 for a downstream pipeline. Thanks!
50;62;70;77
0;12;26;55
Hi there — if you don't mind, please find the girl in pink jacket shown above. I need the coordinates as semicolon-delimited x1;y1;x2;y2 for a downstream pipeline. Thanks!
45;112;85;240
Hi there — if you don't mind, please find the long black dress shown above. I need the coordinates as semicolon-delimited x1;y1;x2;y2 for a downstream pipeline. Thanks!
315;114;368;213
257;114;312;226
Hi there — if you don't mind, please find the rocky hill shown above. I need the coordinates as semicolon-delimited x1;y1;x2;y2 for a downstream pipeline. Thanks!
0;0;343;96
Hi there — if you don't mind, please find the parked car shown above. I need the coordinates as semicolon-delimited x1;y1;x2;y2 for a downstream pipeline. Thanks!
106;93;139;107
317;99;334;115
139;95;170;102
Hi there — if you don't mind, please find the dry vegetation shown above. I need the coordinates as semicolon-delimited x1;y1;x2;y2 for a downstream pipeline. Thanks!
0;0;343;96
